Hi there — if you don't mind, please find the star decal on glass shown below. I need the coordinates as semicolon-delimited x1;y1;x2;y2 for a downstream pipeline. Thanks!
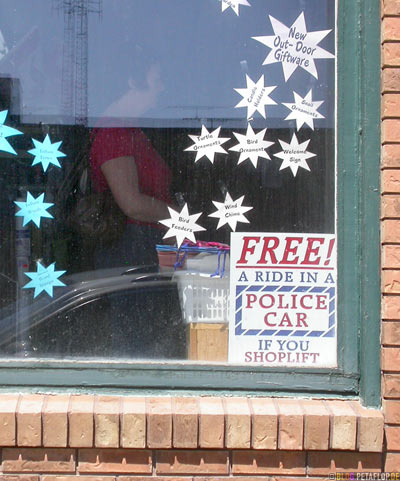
274;133;316;176
209;192;253;231
185;125;230;163
252;12;335;81
23;262;66;298
14;192;54;228
28;134;66;172
0;110;23;155
234;74;277;119
159;204;206;248
219;0;250;16
229;123;274;167
282;90;324;130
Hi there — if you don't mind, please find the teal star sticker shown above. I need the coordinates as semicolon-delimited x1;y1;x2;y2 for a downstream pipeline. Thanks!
14;192;54;227
0;110;23;155
23;262;66;298
28;134;66;172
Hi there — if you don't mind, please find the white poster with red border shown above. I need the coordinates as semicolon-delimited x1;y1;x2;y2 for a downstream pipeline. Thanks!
229;232;337;367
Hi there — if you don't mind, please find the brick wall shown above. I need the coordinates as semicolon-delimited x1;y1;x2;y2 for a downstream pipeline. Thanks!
382;0;400;472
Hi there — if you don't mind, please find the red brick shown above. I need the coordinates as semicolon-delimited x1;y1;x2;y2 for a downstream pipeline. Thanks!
382;219;400;243
172;397;198;449
383;244;400;268
17;395;43;447
78;449;152;474
232;451;306;476
119;478;191;481
383;44;400;68
307;451;382;475
383;270;400;293
276;399;303;450
325;401;357;450
0;395;19;446
382;169;400;194
383;145;400;168
382;321;400;344
382;68;400;92
156;450;229;475
120;397;146;449
42;395;69;448
1;448;75;473
385;452;400;471
386;425;400;450
384;399;400;423
383;94;400;118
301;400;330;450
383;18;400;42
94;396;120;448
383;374;400;397
147;397;172;449
383;119;400;143
382;194;400;215
383;0;400;15
198;397;225;449
250;397;278;450
382;347;400;370
0;477;40;481
224;397;251;449
351;403;384;452
382;295;400;319
43;478;115;481
69;395;94;448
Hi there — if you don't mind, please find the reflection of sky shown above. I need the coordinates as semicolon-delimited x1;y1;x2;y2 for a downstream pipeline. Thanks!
0;0;335;127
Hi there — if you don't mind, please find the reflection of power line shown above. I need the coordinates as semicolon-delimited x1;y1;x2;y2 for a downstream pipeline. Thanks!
54;0;102;125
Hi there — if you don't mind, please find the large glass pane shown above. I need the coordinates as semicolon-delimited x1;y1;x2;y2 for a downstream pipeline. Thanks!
0;0;336;364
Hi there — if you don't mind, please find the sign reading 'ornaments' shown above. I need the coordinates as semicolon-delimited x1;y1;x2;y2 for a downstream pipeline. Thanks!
234;74;277;120
230;124;274;167
14;192;54;227
219;0;250;16
28;134;66;172
159;204;206;248
0;110;22;155
185;125;230;163
252;12;334;81
274;133;316;176
23;262;66;298
209;192;253;231
282;90;324;130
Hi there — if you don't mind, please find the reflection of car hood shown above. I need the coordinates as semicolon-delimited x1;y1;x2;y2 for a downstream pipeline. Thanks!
0;265;173;349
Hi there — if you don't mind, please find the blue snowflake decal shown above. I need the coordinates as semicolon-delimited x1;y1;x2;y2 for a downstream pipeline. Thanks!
28;134;66;172
23;262;66;298
0;110;23;155
15;192;54;228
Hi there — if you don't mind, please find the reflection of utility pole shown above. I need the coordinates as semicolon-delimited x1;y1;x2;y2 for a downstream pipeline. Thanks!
54;0;102;125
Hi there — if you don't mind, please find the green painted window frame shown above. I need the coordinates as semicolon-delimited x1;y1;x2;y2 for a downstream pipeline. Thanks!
0;0;381;406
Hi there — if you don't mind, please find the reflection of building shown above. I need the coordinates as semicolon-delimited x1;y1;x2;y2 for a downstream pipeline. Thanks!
54;0;102;125
0;76;21;118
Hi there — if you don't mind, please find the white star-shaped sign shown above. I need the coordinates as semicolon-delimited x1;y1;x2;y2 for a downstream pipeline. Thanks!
282;90;324;130
229;123;274;167
159;204;206;248
219;0;250;16
252;12;335;81
274;133;316;176
234;74;277;119
185;125;230;163
209;192;253;231
0;110;23;155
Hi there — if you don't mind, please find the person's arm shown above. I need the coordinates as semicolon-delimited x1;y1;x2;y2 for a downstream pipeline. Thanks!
100;155;170;223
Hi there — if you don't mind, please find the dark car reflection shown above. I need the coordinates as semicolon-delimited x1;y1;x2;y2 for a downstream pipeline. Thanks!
0;266;186;360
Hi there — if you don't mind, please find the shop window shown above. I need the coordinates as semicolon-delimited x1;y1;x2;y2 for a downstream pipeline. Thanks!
0;0;380;400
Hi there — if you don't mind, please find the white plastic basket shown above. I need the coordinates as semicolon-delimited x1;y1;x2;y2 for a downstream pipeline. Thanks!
173;271;230;324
